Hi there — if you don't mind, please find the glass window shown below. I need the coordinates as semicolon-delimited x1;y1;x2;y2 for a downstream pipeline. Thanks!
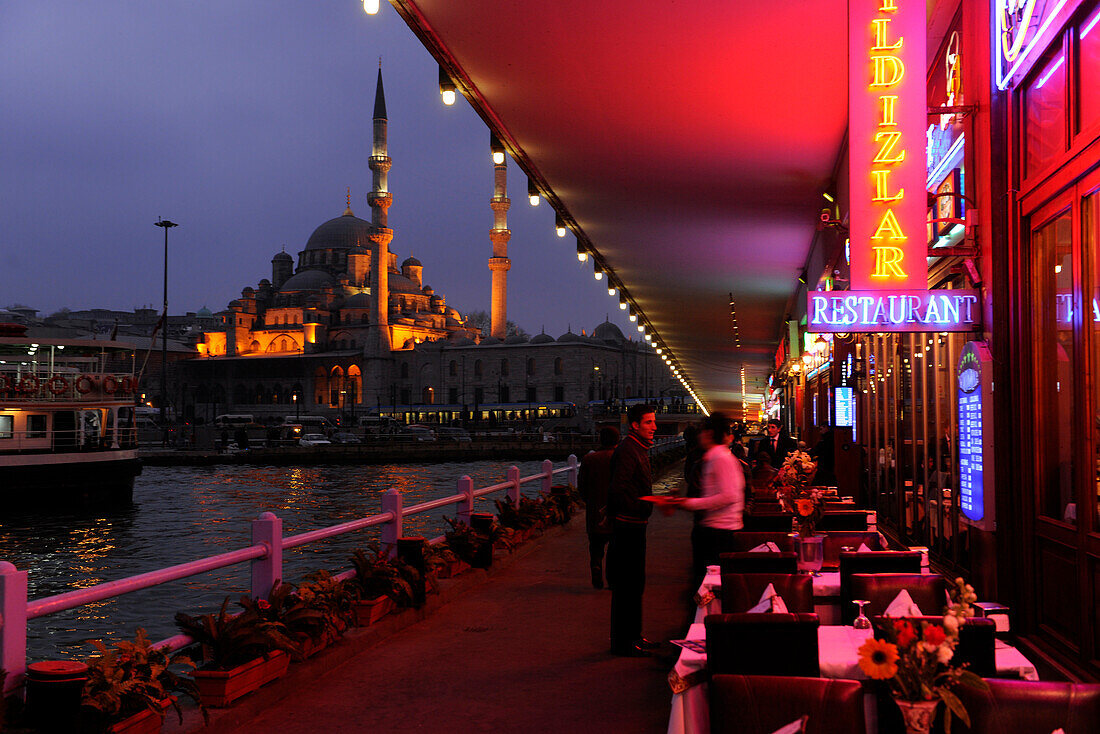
0;415;12;439
1033;210;1076;523
27;414;47;439
1026;49;1068;178
1079;5;1100;131
1087;192;1100;527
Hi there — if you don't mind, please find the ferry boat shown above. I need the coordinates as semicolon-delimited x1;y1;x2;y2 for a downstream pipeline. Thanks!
0;324;142;509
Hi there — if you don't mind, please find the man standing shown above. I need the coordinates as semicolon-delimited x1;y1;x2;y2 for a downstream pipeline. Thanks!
752;419;795;470
607;404;658;656
578;425;620;589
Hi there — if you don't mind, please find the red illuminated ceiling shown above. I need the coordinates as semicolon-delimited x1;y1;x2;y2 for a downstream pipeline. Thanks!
393;0;848;415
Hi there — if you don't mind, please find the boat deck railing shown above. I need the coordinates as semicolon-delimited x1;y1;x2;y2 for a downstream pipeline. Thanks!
0;454;579;694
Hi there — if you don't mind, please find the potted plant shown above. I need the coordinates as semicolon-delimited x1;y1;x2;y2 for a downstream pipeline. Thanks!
295;569;357;649
80;628;206;734
444;517;508;569
423;540;466;579
347;545;423;625
174;597;299;707
857;577;989;734
238;582;328;659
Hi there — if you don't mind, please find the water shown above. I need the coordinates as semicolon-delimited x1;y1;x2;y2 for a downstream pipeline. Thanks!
0;460;554;661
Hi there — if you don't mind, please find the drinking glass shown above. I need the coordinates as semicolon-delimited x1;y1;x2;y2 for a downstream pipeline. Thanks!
852;600;871;630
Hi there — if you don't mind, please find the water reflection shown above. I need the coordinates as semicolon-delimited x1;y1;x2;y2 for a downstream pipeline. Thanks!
0;460;550;660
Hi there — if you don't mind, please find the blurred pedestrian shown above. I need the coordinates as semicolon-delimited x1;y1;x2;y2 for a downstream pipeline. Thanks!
578;425;620;589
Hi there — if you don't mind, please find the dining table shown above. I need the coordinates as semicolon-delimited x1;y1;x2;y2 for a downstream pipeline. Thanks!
693;567;847;624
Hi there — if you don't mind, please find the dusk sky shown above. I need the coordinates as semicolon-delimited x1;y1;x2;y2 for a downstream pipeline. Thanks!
1;1;634;339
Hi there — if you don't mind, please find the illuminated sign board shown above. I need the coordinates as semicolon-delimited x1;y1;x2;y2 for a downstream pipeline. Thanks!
807;289;981;333
996;0;1064;90
957;341;994;530
835;386;855;427
850;0;926;290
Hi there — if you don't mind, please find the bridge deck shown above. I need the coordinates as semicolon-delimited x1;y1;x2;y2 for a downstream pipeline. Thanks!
180;488;694;733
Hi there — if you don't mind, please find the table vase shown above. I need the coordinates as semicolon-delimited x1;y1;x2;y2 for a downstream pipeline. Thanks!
893;698;939;734
794;533;824;573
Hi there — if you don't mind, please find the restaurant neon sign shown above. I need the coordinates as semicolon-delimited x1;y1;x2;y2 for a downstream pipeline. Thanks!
806;290;980;333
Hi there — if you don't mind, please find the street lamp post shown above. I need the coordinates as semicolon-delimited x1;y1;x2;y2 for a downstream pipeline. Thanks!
154;219;178;428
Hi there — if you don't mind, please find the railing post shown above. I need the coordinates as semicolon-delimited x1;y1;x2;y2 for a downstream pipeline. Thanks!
251;512;282;600
508;465;521;506
457;475;474;525
567;453;579;486
381;489;404;557
541;459;553;495
0;561;29;695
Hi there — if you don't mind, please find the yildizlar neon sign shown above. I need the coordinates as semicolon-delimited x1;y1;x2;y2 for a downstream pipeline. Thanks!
807;290;981;333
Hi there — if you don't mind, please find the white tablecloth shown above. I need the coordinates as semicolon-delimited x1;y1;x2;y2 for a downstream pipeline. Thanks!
692;570;841;624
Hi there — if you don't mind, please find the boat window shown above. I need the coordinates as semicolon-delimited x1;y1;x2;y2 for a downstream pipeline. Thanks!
0;415;12;439
27;414;47;439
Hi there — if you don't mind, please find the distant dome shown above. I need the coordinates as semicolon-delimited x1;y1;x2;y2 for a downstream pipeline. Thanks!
530;332;554;344
343;292;371;308
280;269;337;292
445;307;461;320
304;213;373;251
593;321;625;343
272;251;293;262
388;273;422;294
504;334;529;344
422;285;434;294
196;306;213;317
402;256;422;268
480;336;502;345
557;331;584;343
430;294;444;302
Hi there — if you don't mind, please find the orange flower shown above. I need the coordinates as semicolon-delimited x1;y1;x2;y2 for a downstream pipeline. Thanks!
857;637;899;680
795;499;815;516
893;619;916;647
922;624;946;647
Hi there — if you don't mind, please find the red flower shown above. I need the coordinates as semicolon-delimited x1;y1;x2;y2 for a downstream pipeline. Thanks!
257;599;272;610
922;624;946;647
893;620;916;647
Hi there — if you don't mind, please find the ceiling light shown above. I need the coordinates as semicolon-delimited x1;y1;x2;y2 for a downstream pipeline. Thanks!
608;285;617;296
593;262;603;280
577;239;588;263
555;214;567;238
490;133;505;165
527;177;540;206
637;324;644;333
655;347;662;355
438;66;456;105
363;0;380;14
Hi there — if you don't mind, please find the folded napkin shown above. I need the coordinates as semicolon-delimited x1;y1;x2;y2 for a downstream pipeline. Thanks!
884;588;924;617
769;716;808;734
747;583;789;613
749;541;781;552
857;542;873;552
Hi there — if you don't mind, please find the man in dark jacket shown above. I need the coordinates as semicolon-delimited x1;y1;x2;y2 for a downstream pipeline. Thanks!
578;425;620;589
607;404;658;656
752;419;796;470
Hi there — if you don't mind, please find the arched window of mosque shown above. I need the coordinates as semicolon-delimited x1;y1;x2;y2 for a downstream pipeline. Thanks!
400;363;409;379
449;360;457;377
527;358;536;376
279;337;288;351
554;357;563;376
249;340;260;353
500;359;509;376
474;360;483;377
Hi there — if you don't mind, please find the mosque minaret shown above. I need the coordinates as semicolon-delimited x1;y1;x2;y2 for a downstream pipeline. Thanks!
367;66;393;357
488;136;511;339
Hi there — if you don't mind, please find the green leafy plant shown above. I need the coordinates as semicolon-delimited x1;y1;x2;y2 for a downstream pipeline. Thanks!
443;518;489;565
349;545;422;608
423;540;461;576
174;597;300;670
81;628;207;729
237;582;328;655
296;569;356;641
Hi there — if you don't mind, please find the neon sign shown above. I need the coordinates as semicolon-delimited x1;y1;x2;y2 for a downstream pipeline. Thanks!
957;341;993;529
996;0;1066;89
806;289;980;333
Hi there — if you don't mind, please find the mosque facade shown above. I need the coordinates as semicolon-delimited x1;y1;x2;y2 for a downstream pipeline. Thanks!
181;70;680;427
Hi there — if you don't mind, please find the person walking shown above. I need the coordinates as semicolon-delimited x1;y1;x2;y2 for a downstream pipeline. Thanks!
607;404;658;657
665;413;745;585
578;425;620;589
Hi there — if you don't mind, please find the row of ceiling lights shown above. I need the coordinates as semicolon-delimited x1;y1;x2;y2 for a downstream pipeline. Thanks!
364;2;708;414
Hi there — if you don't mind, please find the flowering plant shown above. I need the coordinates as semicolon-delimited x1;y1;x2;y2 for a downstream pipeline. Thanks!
774;450;821;535
857;577;989;732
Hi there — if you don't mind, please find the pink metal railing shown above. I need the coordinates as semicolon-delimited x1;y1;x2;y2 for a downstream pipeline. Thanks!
0;456;578;694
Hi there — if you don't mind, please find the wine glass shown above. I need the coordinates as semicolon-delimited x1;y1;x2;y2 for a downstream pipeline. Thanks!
852;600;872;630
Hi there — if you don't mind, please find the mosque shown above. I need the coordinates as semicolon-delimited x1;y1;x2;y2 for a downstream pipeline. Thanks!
181;70;680;428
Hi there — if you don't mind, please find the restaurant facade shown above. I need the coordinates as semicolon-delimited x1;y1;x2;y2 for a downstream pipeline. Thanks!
781;0;1100;680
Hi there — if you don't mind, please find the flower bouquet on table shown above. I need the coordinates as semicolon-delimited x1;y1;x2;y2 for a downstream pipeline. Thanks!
774;450;822;536
857;577;989;734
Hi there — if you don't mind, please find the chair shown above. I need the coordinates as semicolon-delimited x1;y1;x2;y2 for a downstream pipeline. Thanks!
817;510;871;531
705;613;821;677
721;572;813;613
870;614;996;679
742;513;796;532
710;674;866;734
728;531;796;553
838;551;921;624
851;573;948;619
719;551;798;576
951;678;1100;733
820;530;883;568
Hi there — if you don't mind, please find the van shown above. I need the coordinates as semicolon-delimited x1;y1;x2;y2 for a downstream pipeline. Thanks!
214;414;255;428
287;415;333;431
357;415;401;433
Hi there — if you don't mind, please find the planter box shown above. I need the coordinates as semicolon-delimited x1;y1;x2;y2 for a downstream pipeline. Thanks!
191;651;290;707
351;595;395;626
434;558;469;579
108;698;173;734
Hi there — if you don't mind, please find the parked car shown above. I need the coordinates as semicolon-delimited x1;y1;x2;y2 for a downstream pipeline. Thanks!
331;432;362;444
436;427;472;442
299;433;332;447
398;425;436;442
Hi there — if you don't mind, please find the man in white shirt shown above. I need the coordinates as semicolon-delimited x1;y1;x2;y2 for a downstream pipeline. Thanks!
666;412;745;584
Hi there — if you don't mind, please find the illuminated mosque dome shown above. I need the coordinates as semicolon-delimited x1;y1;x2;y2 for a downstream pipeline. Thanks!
304;212;373;251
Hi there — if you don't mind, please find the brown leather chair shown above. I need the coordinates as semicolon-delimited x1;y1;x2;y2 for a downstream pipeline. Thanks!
817;510;871;531
851;573;948;618
721;572;814;613
728;531;796;553
705;612;820;677
951;678;1100;733
719;551;798;576
838;551;921;623
820;530;883;568
871;614;997;679
710;674;866;734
